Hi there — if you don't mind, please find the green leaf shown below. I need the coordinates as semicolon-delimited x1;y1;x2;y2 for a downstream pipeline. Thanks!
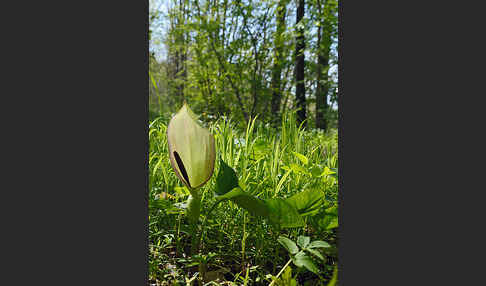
285;188;324;217
213;188;270;218
327;266;338;286
174;186;190;197
307;240;331;249
265;198;305;228
277;236;299;255
310;205;338;231
305;248;325;261
312;213;338;231
149;71;158;92
281;165;291;172
292;252;320;274
325;216;339;230
310;165;322;177
325;205;338;216
290;163;309;175
281;265;292;285
275;266;297;286
322;166;336;177
297;236;310;249
215;158;239;195
212;189;305;229
292;151;308;165
291;253;303;268
275;168;292;195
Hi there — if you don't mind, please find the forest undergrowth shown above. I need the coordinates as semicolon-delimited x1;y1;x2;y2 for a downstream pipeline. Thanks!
149;110;338;286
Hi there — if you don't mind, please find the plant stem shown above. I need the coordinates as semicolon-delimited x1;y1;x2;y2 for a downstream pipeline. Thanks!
269;259;292;286
190;224;199;256
187;194;202;255
242;212;247;265
175;214;182;256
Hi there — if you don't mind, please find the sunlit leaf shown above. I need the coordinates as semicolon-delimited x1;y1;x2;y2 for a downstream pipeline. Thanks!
275;169;292;195
285;188;324;217
213;188;270;218
310;165;322;177
281;266;293;285
322;166;336;177
312;212;339;231
277;236;299;254
173;186;190;197
306;248;325;261
297;236;310;248
292;151;309;165
292;252;320;274
265;198;305;228
325;205;338;216
290;163;309;175
324;216;339;230
307;240;331;249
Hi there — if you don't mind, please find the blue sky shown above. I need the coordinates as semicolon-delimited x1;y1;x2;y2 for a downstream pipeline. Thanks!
149;0;168;61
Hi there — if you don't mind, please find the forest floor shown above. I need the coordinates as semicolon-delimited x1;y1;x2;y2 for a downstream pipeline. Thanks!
148;112;339;286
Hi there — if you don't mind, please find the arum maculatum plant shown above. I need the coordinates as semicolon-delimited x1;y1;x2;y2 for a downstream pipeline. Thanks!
167;104;335;256
167;103;215;254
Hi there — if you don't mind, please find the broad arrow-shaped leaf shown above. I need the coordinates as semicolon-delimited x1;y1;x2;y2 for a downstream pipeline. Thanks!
212;188;270;218
285;188;324;217
264;198;305;228
215;158;239;195
213;158;306;229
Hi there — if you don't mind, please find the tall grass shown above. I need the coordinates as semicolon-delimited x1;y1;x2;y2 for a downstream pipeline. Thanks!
149;110;338;285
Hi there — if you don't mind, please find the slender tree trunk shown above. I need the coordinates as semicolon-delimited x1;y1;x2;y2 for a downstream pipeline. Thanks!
315;0;330;130
180;0;188;103
271;0;288;126
295;0;306;127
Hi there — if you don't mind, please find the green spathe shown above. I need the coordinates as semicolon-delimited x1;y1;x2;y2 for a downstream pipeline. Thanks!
167;103;216;191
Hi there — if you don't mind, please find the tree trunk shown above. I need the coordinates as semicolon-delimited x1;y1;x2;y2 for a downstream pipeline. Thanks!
295;0;306;127
271;0;288;126
315;0;330;130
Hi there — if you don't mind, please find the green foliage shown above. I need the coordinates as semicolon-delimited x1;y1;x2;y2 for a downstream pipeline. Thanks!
278;236;299;255
213;157;330;229
149;0;339;129
327;266;338;286
297;236;310;249
286;188;325;217
276;266;298;286
310;205;339;232
293;252;320;274
265;198;306;228
292;151;309;165
308;241;331;249
149;0;340;281
212;187;270;218
214;158;239;196
148;110;338;285
278;235;331;275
